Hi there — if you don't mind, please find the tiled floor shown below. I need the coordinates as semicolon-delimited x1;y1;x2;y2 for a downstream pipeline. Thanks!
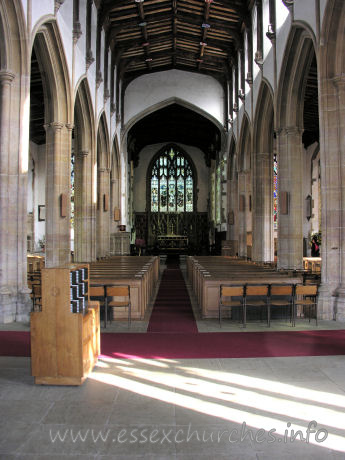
0;354;345;458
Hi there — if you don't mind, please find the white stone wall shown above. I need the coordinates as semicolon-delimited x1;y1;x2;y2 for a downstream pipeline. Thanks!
124;70;225;126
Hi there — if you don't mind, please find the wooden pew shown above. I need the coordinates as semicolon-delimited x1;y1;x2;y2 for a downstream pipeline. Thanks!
89;256;159;321
187;256;302;318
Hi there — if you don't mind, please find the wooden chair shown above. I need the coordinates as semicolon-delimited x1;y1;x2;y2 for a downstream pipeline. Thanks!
245;284;270;327
31;284;42;312
89;285;107;327
106;285;131;329
219;285;245;328
294;284;318;325
269;284;295;327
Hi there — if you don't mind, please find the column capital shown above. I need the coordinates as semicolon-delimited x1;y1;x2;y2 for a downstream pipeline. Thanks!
78;149;89;158
276;126;303;136
332;74;345;89
44;121;64;132
0;70;15;84
66;123;74;131
98;167;107;173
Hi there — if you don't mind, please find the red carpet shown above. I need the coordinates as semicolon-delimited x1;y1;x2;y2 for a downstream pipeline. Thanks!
1;329;345;359
147;265;198;333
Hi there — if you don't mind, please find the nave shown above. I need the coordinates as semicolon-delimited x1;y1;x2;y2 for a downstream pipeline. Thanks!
1;256;345;458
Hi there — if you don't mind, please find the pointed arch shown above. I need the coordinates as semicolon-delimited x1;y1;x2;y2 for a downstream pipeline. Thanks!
252;80;275;262
32;20;71;125
237;113;252;258
97;112;110;170
237;113;251;172
73;78;96;262
275;25;317;270
122;96;225;145
31;20;73;267
227;136;237;180
75;77;95;151
276;26;316;130
254;80;274;153
96;112;111;258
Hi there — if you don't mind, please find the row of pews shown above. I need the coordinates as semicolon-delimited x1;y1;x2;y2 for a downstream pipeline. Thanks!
27;255;45;311
187;256;303;318
89;256;160;320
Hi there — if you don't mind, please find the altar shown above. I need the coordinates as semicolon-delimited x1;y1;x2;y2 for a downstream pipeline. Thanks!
157;235;188;251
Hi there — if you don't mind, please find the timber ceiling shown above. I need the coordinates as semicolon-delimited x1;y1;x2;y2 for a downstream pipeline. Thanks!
101;0;249;85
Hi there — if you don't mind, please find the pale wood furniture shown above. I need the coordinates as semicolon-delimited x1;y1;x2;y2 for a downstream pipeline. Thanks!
219;285;245;327
269;284;294;327
187;256;302;319
294;284;318;325
106;285;131;328
245;284;270;327
31;264;100;386
89;256;159;320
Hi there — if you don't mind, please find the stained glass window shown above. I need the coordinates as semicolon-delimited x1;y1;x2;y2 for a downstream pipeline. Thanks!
150;146;194;212
273;153;278;230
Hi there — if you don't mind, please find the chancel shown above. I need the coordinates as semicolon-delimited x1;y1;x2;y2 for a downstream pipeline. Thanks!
0;0;345;457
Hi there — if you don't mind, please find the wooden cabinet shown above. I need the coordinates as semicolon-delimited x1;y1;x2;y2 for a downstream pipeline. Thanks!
31;264;100;385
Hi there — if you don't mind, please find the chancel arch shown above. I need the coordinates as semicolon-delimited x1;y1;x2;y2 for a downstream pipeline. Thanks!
73;78;96;262
237;114;252;258
252;81;274;263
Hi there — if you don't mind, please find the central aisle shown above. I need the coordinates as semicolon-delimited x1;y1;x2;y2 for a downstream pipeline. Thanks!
147;256;198;333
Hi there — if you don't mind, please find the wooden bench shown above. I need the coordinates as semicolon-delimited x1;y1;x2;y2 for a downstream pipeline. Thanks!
187;256;302;318
89;256;159;320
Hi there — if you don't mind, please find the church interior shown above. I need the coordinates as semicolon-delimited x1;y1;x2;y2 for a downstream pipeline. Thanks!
0;0;345;457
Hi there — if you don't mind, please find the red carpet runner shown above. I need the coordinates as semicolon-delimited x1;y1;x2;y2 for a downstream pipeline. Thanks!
1;330;345;359
1;257;345;359
147;264;198;333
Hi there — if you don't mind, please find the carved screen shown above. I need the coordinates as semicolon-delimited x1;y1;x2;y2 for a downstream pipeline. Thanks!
150;147;194;213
